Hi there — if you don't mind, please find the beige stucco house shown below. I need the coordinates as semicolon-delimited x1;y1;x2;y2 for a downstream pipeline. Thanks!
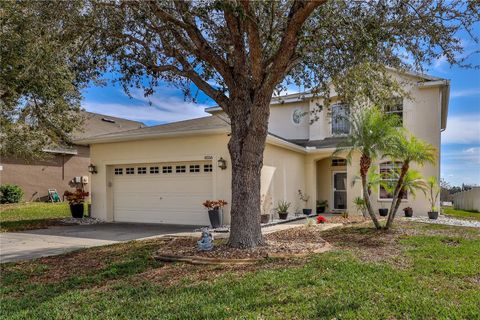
77;70;449;226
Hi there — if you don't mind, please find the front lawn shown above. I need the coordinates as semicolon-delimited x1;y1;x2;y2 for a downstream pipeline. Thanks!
0;202;71;232
1;221;479;319
442;206;480;221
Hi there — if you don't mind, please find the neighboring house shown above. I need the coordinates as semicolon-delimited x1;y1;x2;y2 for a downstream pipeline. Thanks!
77;70;449;225
0;112;144;201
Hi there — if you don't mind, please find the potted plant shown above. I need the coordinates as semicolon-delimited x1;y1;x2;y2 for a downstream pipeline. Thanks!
64;189;89;218
403;207;413;217
298;190;312;215
316;200;328;214
260;194;273;224
425;176;440;220
275;200;291;220
202;200;227;228
353;196;368;218
378;203;388;217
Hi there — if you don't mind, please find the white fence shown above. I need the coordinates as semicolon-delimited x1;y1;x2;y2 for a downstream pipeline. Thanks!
452;187;480;212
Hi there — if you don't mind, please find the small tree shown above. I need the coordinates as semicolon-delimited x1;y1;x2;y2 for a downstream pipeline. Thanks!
426;176;441;213
336;107;400;229
384;134;436;228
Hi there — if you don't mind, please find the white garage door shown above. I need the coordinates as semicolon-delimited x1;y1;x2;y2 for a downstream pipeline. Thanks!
112;161;213;225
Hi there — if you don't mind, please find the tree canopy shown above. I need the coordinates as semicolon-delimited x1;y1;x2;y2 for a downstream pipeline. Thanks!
1;0;478;247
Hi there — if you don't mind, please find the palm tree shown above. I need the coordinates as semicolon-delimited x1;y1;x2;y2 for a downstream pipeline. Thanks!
383;134;436;228
335;106;401;229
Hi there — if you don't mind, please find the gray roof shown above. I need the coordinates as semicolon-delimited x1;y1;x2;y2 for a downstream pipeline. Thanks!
287;137;347;149
72;111;145;140
75;115;230;144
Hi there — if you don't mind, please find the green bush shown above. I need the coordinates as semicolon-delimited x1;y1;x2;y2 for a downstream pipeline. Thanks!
0;184;24;204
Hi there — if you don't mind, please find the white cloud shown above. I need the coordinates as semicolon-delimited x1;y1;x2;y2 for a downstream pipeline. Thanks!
83;91;210;124
450;88;480;98
443;147;480;164
442;114;480;144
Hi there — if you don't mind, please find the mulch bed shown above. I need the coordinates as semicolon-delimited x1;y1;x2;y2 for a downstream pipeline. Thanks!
154;226;331;264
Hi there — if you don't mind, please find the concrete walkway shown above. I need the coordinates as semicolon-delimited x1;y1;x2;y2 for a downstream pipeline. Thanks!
0;223;199;263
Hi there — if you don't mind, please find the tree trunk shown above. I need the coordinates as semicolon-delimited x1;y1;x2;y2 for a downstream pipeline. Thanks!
227;97;270;248
360;154;382;229
386;162;409;229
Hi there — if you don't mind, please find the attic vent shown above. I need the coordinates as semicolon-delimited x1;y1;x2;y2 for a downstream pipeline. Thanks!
101;117;116;123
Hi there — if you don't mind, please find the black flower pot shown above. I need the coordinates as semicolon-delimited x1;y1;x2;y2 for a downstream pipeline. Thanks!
378;208;388;217
403;208;413;217
428;211;439;220
70;203;84;218
316;206;326;214
208;209;222;228
260;214;270;224
303;209;312;216
278;212;288;220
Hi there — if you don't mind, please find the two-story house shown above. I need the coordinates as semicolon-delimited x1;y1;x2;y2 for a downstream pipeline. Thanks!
77;70;449;225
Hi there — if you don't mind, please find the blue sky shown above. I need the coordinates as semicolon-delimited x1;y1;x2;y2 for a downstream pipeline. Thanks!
82;32;479;188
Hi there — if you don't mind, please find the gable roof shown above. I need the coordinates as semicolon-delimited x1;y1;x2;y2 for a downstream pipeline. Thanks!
72;111;145;140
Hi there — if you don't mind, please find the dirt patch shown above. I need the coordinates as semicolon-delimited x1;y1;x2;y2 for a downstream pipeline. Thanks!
154;226;329;262
133;255;309;287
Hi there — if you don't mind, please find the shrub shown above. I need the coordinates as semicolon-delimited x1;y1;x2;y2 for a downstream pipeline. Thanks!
0;184;24;204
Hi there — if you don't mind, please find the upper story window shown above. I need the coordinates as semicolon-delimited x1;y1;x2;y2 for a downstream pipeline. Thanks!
292;108;304;125
379;161;407;200
384;97;403;125
331;104;350;135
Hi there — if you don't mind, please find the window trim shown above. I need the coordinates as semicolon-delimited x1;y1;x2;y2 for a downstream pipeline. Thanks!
384;97;403;126
162;166;173;174
378;161;408;201
176;165;186;173
331;103;350;136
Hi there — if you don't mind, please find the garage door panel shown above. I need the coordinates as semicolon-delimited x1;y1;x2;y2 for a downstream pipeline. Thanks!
112;162;213;225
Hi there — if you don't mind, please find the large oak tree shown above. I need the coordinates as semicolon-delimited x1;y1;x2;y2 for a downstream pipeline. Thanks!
2;0;478;247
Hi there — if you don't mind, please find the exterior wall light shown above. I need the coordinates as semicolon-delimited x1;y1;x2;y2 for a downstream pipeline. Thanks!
217;157;227;170
88;164;98;174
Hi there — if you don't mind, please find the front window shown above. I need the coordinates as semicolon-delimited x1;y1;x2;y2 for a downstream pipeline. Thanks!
379;161;407;200
331;104;350;135
384;97;403;125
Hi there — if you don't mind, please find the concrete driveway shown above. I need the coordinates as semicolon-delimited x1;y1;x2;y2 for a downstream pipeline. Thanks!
0;223;199;263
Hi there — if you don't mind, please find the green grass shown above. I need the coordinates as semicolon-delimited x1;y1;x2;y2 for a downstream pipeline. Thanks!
0;202;72;232
1;222;479;319
442;206;480;221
